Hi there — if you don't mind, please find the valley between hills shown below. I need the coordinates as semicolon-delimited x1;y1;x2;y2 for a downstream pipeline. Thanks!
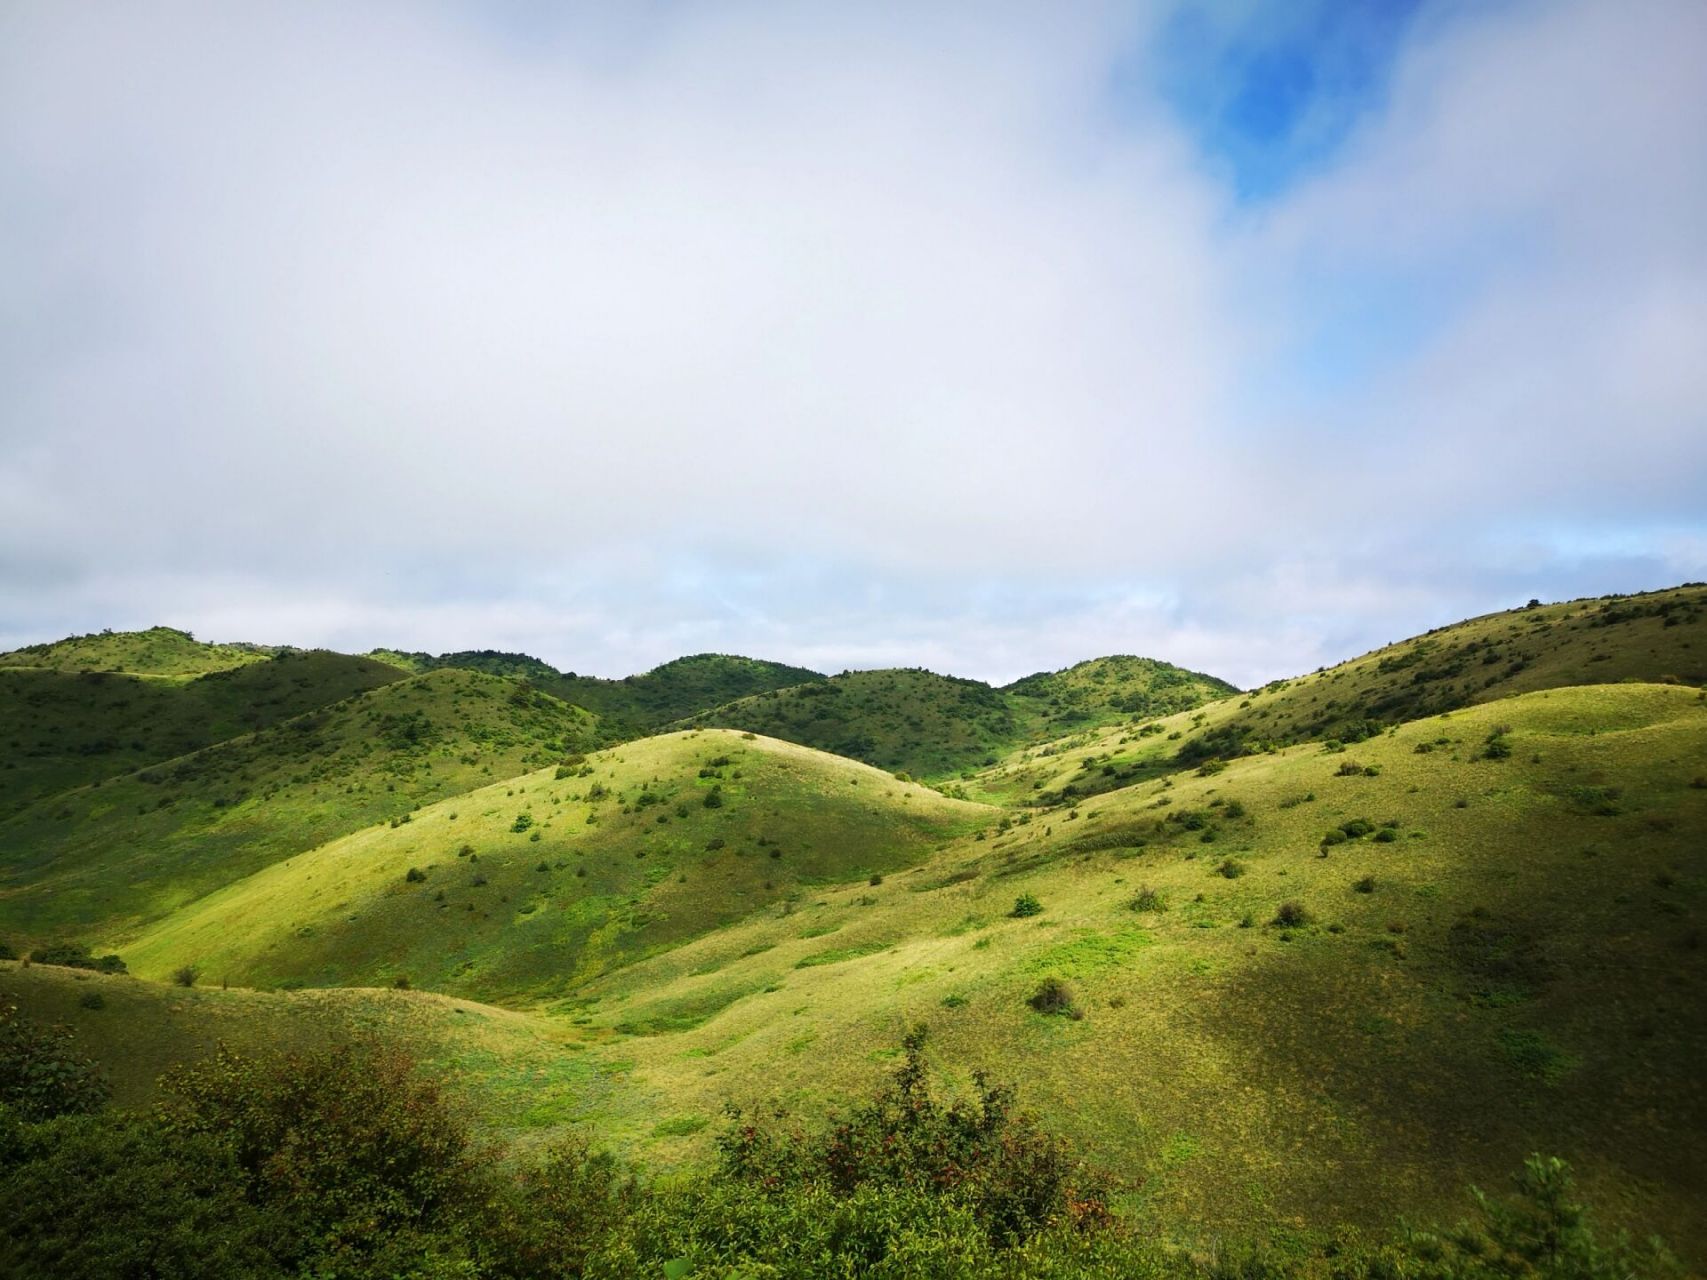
3;584;1705;1269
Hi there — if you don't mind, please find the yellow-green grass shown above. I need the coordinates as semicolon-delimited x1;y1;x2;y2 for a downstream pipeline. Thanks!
0;669;597;946
973;584;1707;806
0;625;276;677
120;730;994;1004
546;684;1707;1256
0;961;597;1147
0;649;406;817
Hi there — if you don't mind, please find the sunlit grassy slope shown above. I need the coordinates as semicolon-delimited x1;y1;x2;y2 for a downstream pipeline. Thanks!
0;669;597;944
0;962;593;1145
976;585;1707;806
567;682;1707;1252
1004;655;1238;739
0;625;277;676
121;730;991;1003
0;649;406;817
369;648;827;736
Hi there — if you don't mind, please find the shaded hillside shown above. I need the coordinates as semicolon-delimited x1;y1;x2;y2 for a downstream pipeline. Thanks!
369;648;826;735
121;730;990;1004
0;669;598;944
683;668;1019;778
0;649;406;818
1004;655;1236;739
0;626;277;676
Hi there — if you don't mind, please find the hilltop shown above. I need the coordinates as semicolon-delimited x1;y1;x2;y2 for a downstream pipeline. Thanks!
0;625;279;677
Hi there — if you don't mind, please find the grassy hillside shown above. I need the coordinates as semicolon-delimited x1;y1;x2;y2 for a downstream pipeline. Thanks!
0;962;594;1144
977;585;1707;807
120;730;991;1004
1004;655;1237;739
0;650;406;818
683;668;1021;779
369;648;828;736
0;626;277;676
683;661;1236;782
557;682;1707;1253
0;669;598;946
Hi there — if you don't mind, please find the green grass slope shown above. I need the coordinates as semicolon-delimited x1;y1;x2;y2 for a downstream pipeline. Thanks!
682;668;1021;779
367;648;827;737
0;626;277;676
976;584;1707;807
0;650;407;818
1004;655;1237;740
0;962;595;1144
0;669;598;946
538;683;1707;1254
121;730;992;1005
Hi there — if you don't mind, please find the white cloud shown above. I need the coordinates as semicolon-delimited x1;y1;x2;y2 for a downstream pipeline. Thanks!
1;1;1702;685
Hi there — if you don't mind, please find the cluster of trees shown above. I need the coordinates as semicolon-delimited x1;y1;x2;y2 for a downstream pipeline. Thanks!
0;1004;1681;1279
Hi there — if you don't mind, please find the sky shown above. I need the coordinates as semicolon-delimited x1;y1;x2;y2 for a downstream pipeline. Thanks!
2;0;1703;688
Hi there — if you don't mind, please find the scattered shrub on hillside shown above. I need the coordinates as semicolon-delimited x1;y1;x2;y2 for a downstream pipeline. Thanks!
0;940;13;961
1691;775;1707;789
0;1003;111;1121
703;786;723;809
1027;979;1083;1020
1272;901;1312;928
26;943;126;974
1215;859;1246;879
1354;876;1378;894
510;813;534;833
393;975;411;990
1336;760;1367;776
172;965;199;988
869;874;883;886
79;991;106;1010
1129;886;1167;912
1010;894;1043;918
405;866;427;883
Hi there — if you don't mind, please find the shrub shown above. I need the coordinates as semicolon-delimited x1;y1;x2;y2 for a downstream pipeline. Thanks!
869;873;883;886
1010;894;1043;918
27;943;126;974
1129;886;1166;911
1336;760;1367;776
703;787;724;809
1354;876;1378;894
0;1003;111;1121
1027;979;1081;1019
511;813;534;833
78;991;106;1010
405;866;427;883
172;965;200;988
1215;859;1245;879
1272;901;1312;928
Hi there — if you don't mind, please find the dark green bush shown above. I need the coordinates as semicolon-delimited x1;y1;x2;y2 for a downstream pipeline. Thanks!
26;944;126;974
1010;894;1043;918
1272;901;1312;928
1027;979;1083;1020
0;1003;110;1122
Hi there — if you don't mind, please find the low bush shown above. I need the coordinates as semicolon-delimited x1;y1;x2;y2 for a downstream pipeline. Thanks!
1010;893;1043;918
1272;901;1312;928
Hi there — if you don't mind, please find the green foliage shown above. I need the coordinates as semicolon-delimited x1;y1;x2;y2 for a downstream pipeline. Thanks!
1010;893;1044;918
0;1003;110;1122
25;944;126;974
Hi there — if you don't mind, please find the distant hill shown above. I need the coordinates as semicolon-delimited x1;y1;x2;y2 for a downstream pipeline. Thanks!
0;648;406;818
368;648;826;736
0;625;279;677
682;668;1018;778
681;658;1235;780
0;669;598;944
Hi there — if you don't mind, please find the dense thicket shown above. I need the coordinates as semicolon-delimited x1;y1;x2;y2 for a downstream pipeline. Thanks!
0;1011;1681;1280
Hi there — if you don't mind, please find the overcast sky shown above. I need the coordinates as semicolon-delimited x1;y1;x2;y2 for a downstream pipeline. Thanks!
2;1;1703;687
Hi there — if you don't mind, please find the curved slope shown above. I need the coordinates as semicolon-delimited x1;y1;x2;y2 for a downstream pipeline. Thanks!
122;730;992;1003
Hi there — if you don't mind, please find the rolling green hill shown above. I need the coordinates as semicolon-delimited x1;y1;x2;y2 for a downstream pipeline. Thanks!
120;730;990;1004
681;658;1236;781
0;626;278;676
369;648;828;736
1003;655;1238;739
0;649;407;818
682;668;1019;778
4;592;1706;1265
0;669;598;945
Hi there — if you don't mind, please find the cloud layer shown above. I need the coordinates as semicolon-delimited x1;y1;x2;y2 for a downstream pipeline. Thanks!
2;1;1703;686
